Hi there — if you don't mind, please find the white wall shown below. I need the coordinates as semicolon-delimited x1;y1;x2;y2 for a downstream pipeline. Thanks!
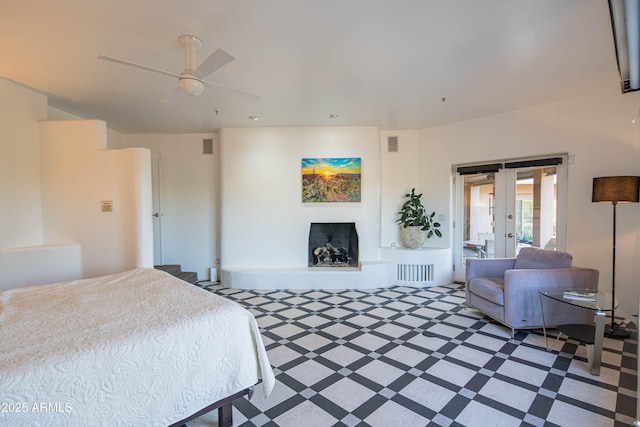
219;127;381;269
48;105;125;148
0;80;85;289
0;79;154;287
121;133;217;280
0;244;82;290
380;130;425;247
0;78;47;248
379;130;453;249
40;120;153;278
406;88;640;318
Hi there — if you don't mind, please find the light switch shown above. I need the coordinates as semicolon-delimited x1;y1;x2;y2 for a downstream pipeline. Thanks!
101;201;113;212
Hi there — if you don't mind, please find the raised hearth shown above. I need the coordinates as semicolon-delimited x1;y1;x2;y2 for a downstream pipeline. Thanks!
221;248;453;290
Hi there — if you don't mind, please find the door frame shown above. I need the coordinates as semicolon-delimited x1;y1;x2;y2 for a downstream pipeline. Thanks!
453;154;569;283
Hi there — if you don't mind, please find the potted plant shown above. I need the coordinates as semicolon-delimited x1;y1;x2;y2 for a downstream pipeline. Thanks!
396;188;442;248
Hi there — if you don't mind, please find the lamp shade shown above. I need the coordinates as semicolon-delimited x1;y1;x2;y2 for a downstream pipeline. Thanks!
592;176;640;203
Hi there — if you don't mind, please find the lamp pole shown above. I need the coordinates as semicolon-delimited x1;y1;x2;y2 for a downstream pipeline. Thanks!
610;201;618;333
607;199;630;338
592;176;640;338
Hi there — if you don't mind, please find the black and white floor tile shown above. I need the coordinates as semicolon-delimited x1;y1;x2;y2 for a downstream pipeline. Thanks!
188;283;638;427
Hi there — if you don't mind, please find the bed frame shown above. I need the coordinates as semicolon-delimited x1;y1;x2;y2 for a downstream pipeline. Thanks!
168;386;255;427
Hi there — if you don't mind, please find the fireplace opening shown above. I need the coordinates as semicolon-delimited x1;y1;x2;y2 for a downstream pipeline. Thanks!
308;222;358;267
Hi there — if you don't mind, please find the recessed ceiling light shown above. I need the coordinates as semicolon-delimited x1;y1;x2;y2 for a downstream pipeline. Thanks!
327;114;338;119
248;115;259;121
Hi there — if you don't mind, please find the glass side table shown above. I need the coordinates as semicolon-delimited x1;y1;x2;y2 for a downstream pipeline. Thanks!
538;289;616;376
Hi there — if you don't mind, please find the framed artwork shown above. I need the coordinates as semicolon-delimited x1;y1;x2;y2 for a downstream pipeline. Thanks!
302;158;361;202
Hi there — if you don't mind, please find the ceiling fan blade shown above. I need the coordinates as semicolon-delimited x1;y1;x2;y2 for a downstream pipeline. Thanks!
194;48;235;79
97;55;181;79
203;80;261;103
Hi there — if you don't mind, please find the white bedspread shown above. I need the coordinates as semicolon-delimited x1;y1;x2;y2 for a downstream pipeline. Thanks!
0;268;275;426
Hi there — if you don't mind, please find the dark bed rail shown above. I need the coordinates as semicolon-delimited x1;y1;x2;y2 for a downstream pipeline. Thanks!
168;385;255;427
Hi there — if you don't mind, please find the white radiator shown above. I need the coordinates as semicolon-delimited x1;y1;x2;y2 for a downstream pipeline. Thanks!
397;263;434;283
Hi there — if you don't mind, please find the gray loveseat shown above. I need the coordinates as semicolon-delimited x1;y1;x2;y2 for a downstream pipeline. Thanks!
465;247;599;336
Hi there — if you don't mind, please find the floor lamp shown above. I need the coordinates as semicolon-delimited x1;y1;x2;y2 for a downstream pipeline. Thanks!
592;176;640;338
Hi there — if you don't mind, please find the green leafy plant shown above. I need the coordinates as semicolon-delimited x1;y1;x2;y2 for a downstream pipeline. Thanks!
396;188;442;238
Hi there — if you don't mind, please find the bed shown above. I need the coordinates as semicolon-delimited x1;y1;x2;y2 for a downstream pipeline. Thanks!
0;268;275;426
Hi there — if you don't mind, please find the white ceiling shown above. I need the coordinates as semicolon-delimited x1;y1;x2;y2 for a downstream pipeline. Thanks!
0;0;620;134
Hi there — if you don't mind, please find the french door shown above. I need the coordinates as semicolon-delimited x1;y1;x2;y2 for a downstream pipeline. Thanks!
453;155;568;282
151;152;164;266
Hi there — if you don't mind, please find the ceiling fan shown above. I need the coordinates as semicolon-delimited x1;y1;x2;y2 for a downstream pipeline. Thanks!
98;35;260;103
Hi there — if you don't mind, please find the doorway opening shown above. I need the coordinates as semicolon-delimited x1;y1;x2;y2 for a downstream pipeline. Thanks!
453;155;567;282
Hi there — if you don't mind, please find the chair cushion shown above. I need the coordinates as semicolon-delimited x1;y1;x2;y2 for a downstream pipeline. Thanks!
468;277;505;306
513;247;572;269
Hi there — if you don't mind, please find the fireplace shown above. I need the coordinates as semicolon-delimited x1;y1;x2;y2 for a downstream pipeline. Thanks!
308;223;358;267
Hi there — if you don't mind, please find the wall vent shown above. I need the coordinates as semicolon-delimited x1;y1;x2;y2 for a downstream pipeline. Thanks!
202;138;213;155
397;263;434;282
387;136;398;152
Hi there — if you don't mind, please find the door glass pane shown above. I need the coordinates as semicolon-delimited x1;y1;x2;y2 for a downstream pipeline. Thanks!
462;174;496;260
514;166;557;253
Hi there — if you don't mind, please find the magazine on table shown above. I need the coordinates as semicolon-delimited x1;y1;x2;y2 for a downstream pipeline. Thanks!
563;290;597;301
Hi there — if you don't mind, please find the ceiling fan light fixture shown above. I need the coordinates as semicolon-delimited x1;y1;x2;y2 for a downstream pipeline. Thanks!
98;35;259;102
178;77;205;96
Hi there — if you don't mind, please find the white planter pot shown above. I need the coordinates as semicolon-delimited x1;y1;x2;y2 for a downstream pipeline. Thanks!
400;226;426;249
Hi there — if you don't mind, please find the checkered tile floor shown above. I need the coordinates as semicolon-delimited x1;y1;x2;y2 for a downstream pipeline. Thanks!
187;283;638;427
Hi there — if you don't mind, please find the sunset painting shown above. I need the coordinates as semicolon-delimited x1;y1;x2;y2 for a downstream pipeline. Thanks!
302;158;361;202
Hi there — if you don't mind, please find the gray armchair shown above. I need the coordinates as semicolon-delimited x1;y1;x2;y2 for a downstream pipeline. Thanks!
465;247;599;336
